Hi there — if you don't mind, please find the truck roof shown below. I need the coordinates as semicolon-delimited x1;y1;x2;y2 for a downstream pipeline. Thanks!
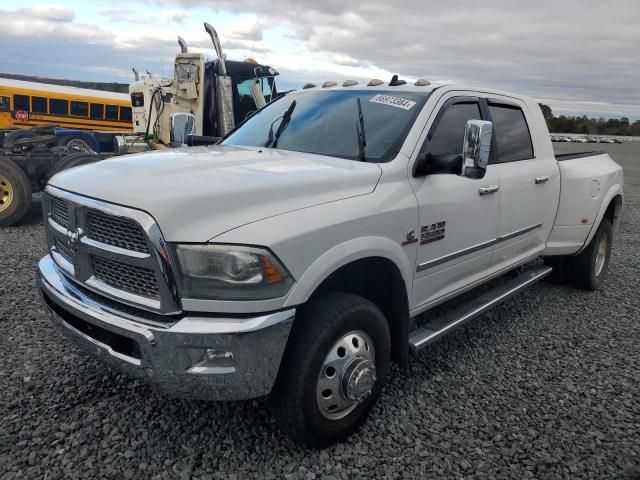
299;82;532;103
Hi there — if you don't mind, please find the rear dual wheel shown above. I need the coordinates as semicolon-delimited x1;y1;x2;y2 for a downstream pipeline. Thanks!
544;218;613;291
271;292;390;448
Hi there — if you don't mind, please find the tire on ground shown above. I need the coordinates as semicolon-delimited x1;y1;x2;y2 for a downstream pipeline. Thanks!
47;152;102;179
0;157;32;227
270;292;391;448
568;218;613;291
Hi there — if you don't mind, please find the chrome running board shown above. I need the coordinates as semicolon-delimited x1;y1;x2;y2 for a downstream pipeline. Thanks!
409;265;552;352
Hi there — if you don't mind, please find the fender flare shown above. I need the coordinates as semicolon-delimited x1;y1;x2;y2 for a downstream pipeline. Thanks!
576;184;622;254
284;236;414;307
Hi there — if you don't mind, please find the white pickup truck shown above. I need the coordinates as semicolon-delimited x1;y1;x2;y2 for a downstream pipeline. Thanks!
37;81;623;447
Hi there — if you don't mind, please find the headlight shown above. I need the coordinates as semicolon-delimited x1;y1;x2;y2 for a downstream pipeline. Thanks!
174;244;294;301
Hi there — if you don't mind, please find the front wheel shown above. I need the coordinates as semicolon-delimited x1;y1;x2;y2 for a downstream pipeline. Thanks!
270;292;390;448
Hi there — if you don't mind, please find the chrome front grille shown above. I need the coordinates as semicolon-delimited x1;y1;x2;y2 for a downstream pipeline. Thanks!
51;198;71;228
43;187;179;314
54;237;75;263
86;210;149;254
93;256;159;299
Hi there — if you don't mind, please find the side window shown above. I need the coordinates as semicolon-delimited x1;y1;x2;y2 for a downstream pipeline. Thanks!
32;96;48;113
50;98;69;115
70;101;89;117
426;101;482;156
90;103;104;119
105;105;118;120
0;96;9;111
119;106;132;122
13;94;30;111
488;104;534;162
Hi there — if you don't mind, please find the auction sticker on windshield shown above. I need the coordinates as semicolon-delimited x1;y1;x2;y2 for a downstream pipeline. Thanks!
369;94;416;110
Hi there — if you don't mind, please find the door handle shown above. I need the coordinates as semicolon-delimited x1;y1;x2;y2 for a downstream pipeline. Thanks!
479;185;499;195
535;176;549;184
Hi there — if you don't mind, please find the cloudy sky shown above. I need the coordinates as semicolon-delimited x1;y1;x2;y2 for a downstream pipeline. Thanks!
1;1;639;119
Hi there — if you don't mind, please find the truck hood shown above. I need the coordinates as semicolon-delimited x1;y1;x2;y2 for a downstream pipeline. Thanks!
49;145;382;241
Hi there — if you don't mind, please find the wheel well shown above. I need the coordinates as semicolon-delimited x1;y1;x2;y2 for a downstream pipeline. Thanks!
604;194;622;228
310;257;410;366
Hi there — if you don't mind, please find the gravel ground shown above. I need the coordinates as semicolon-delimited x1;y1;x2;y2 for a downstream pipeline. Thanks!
1;143;639;479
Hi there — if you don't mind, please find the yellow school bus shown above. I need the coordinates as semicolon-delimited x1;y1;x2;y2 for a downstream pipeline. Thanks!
0;78;133;132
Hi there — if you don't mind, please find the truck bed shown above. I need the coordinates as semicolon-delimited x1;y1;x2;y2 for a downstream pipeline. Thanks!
555;151;604;161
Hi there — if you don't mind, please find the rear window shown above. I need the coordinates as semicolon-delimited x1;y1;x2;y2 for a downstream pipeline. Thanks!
90;103;104;119
489;104;534;162
70;101;89;117
105;105;118;120
32;96;47;113
13;94;29;111
50;98;68;115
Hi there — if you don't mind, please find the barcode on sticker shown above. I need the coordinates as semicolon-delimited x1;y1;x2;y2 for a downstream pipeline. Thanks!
369;94;416;110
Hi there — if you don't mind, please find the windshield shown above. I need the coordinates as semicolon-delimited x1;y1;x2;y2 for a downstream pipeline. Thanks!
221;89;430;162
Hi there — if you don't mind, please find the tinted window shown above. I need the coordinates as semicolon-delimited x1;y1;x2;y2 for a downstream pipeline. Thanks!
13;94;29;111
105;105;118;120
489;104;534;162
50;98;68;115
427;102;482;156
119;106;132;122
0;96;9;111
90;103;104;119
222;90;430;162
70;101;88;117
32;96;47;113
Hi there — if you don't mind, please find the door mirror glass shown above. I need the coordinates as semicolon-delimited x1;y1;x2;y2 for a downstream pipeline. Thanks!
461;119;492;178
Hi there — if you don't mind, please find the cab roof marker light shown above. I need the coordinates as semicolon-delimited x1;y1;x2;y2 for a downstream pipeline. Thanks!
415;78;431;86
322;81;338;88
367;79;383;86
342;80;358;87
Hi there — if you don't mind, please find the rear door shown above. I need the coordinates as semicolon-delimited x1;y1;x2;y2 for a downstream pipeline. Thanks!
486;98;560;270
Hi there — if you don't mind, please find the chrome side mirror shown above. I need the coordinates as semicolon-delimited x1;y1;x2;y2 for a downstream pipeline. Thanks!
461;120;492;178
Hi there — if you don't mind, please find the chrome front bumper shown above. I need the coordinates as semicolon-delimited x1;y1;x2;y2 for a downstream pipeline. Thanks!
37;255;295;400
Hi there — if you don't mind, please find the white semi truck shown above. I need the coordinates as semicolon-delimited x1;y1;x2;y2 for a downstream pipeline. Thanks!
37;80;623;447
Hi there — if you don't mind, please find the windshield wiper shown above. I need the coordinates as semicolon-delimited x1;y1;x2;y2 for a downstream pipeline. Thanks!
265;99;296;148
356;97;367;162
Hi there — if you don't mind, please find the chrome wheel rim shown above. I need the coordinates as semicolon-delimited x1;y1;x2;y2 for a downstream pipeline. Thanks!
0;174;14;214
67;139;93;153
595;234;608;277
316;330;376;420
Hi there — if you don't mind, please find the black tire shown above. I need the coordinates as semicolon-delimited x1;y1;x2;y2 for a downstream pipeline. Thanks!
0;157;32;227
568;219;613;291
270;292;390;448
47;152;102;179
55;135;94;153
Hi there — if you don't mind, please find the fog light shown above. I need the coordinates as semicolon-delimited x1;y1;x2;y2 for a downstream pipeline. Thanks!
206;349;233;362
187;349;236;375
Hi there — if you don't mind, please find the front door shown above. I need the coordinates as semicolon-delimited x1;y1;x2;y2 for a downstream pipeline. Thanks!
409;95;500;314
